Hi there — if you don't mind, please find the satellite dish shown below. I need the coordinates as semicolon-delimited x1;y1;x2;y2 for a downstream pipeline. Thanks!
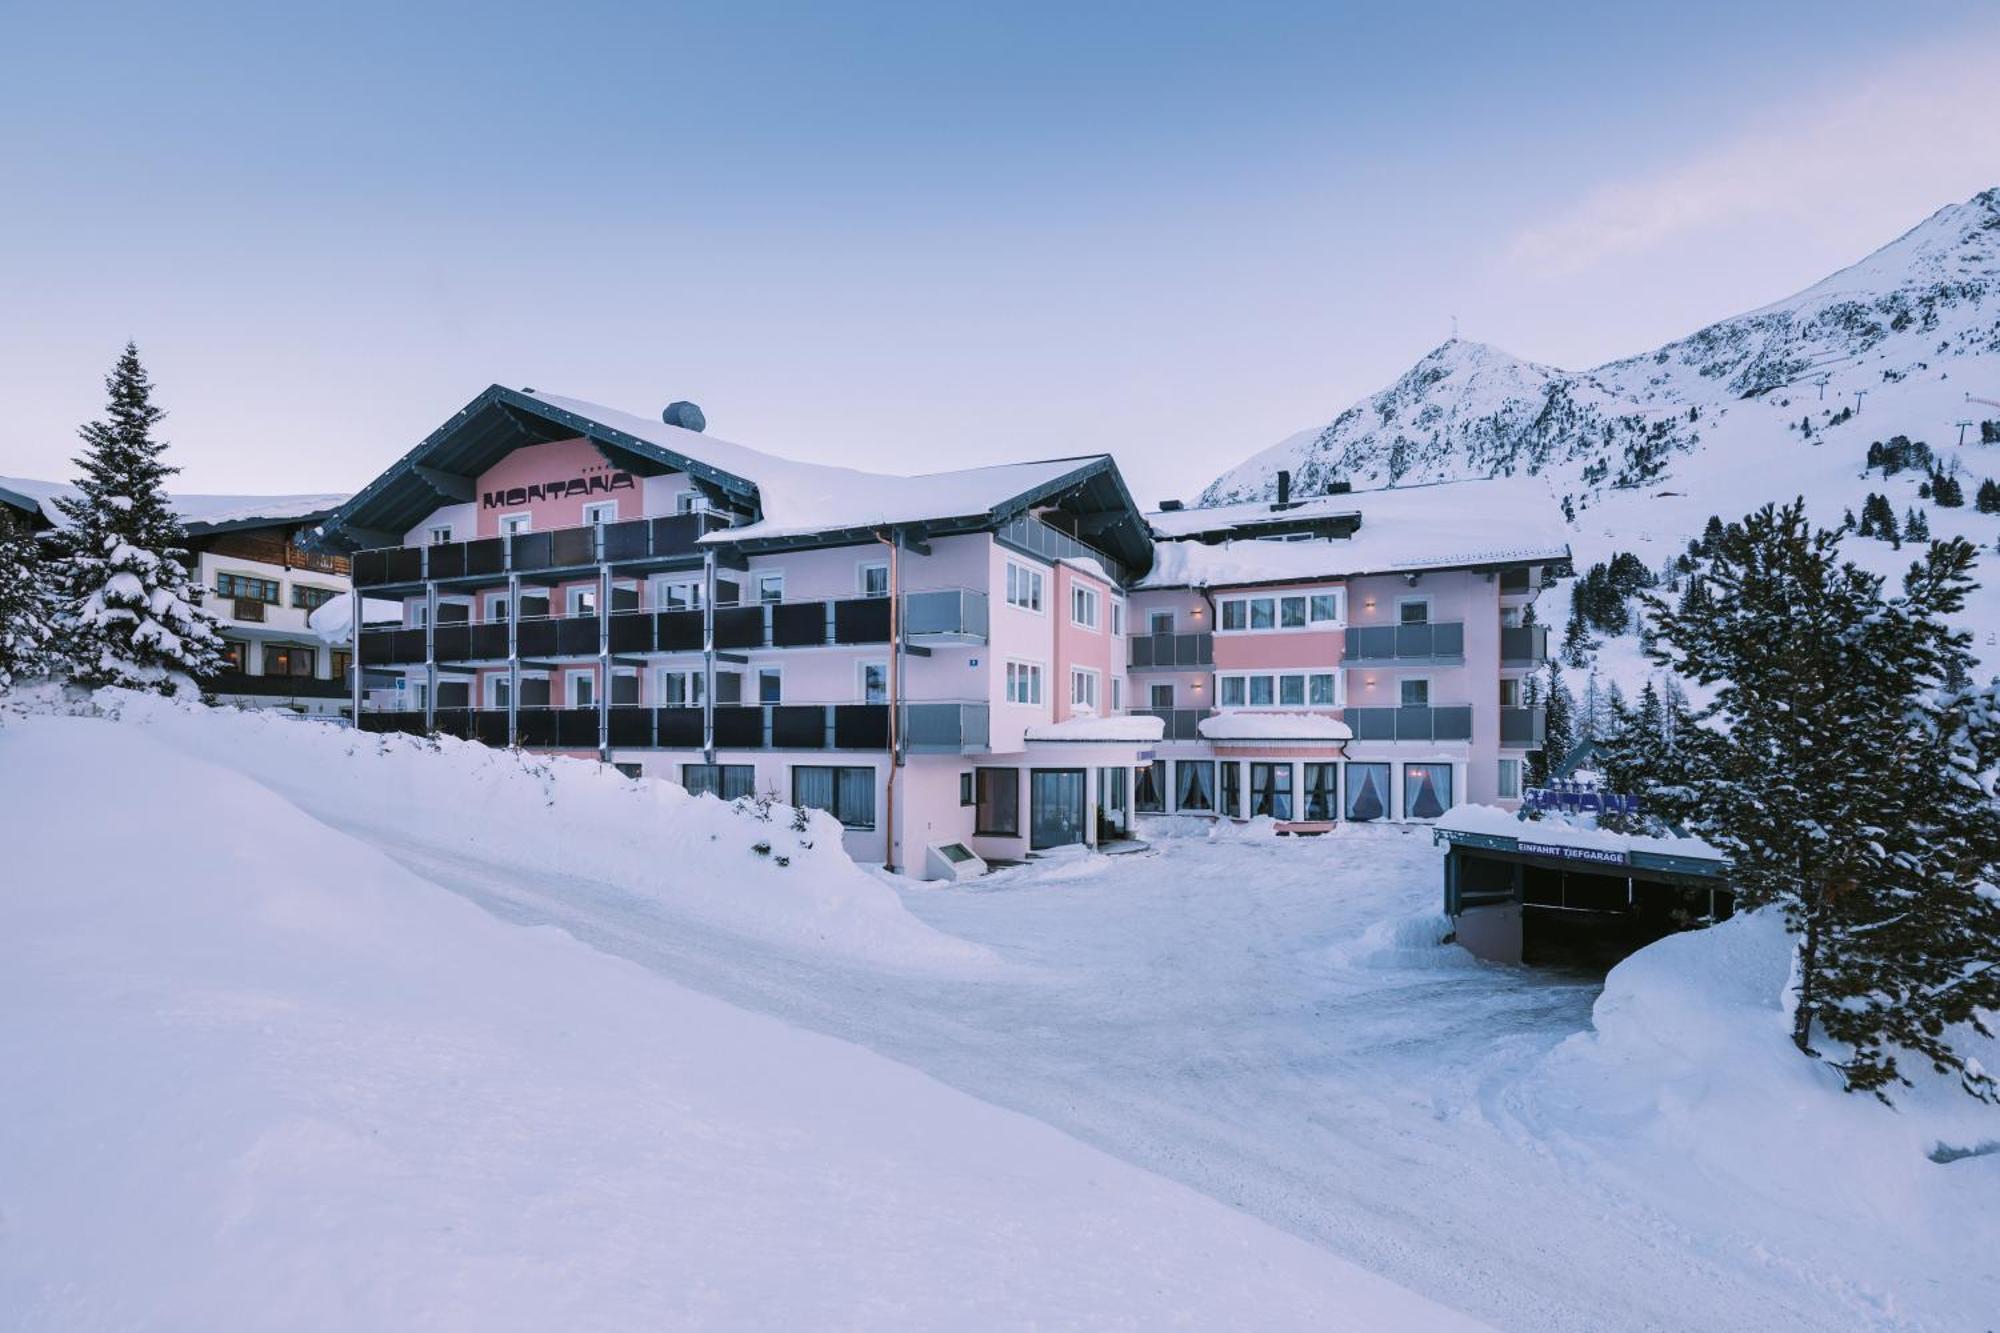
663;401;706;433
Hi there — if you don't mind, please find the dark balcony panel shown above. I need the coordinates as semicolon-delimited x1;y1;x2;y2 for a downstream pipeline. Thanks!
1432;622;1465;658
433;707;475;739
470;623;510;660
475;711;511;747
608;707;652;747
1395;705;1436;740
353;546;421;586
1500;625;1548;665
771;600;828;647
436;601;471;625
656;610;705;652
610;584;641;612
833;703;890;749
714;606;766;650
517;593;551;619
510;531;554;572
515;618;559;657
1346;625;1395;660
1128;636;1155;668
1500;567;1531;592
903;702;989;751
392;629;428;664
359;627;398;666
602;519;651;562
465;538;505;576
712;705;766;749
516;709;559;746
1396;623;1434;658
433;624;473;661
1501;705;1546;745
551;526;596;568
557;616;601;656
556;708;600;748
427;541;467;579
1342;707;1397;741
611;672;639;705
1434;705;1473;741
656;707;704;748
608;612;653;653
205;671;348;700
351;549;389;587
770;705;828;749
436;679;472;710
360;709;427;736
650;513;704;557
833;597;892;645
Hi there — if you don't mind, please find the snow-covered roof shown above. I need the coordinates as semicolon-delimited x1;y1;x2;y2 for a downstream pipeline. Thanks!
307;595;405;644
1022;714;1166;743
1196;713;1354;742
0;476;347;532
1140;476;1570;589
1436;804;1724;861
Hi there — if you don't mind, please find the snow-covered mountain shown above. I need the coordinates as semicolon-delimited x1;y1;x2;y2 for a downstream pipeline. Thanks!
1204;187;2000;513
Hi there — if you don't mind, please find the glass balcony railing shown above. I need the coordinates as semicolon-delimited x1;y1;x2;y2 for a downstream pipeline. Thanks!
1342;622;1465;663
1500;705;1546;745
1129;706;1214;741
1128;632;1213;670
1500;625;1549;665
1341;704;1474;741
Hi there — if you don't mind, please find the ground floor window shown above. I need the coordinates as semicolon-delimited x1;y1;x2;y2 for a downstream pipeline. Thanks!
960;772;975;806
1218;760;1241;817
1174;759;1215;812
264;644;315;677
331;650;350;681
1250;762;1293;820
793;765;875;830
684;763;756;801
1303;763;1337;821
218;640;245;672
1404;763;1453;819
1097;766;1128;834
976;767;1020;836
1345;762;1390;822
614;762;643;780
1135;759;1165;813
1498;756;1523;800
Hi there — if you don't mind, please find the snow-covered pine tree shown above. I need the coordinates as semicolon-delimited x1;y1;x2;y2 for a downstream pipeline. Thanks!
1906;507;1930;540
1561;601;1593;667
1540;660;1576;778
1522;673;1549;788
52;344;223;693
0;511;59;692
1646;500;1999;1103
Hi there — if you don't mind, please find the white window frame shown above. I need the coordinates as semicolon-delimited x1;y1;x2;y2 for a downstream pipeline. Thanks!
566;585;598;617
1217;669;1344;711
1399;675;1432;708
582;501;618;527
407;600;428;629
756;570;786;605
1069;666;1100;713
1149;610;1175;635
1111;676;1122;711
1150;682;1174;709
1397;595;1432;626
656;667;704;706
1218;589;1345;633
1111;600;1124;637
859;659;889;704
757;665;784;705
858;561;890;597
675;489;708;514
1309;590;1345;625
428;524;454;545
651;576;703;612
1499;675;1523;707
484;592;511;622
498;513;532;537
1005;659;1044;705
1070;584;1101;631
1004;561;1045;614
484;673;511;710
1498;757;1523;801
567;671;596;708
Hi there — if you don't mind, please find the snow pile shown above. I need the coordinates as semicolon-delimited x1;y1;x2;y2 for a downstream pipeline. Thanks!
1331;910;1483;973
75;690;984;969
1437;802;1724;861
1508;908;2000;1327
1199;711;1355;741
0;715;1481;1330
306;594;404;643
1022;713;1164;742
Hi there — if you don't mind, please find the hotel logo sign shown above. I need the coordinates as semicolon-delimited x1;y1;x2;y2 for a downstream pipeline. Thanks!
482;469;636;510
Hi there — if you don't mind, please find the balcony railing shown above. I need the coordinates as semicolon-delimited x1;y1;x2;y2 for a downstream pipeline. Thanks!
356;700;991;752
204;670;348;700
1342;704;1474;741
1130;706;1214;742
1500;625;1548;666
1500;705;1546;745
351;511;731;588
1128;631;1213;670
904;589;989;642
1343;622;1464;664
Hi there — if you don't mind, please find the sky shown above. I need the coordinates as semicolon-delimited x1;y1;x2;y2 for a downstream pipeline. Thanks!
2;1;1997;507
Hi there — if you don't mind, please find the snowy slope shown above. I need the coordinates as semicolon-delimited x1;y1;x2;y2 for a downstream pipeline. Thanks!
0;712;1483;1331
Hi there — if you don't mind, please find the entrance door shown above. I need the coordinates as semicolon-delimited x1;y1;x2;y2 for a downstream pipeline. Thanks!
1030;768;1088;850
1097;766;1129;840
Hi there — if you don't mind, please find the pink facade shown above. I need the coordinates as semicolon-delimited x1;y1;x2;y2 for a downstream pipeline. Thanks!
474;438;639;537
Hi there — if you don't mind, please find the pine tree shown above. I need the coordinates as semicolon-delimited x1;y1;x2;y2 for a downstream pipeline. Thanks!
52;344;223;693
1906;507;1930;541
1932;471;1964;507
1540;660;1577;778
1597;678;1669;797
1645;500;2000;1103
1975;479;2000;515
1561;604;1593;667
0;511;58;692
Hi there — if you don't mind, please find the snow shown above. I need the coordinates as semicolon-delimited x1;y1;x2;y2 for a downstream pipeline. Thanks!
1197;711;1355;740
0;475;347;530
0;705;1481;1331
1022;713;1165;742
1436;802;1724;861
1141;476;1571;589
306;594;405;643
522;392;1103;543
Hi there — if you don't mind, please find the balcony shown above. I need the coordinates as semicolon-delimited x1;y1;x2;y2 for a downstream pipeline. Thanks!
904;589;989;644
205;670;348;700
1500;705;1546;745
1129;632;1212;671
1342;622;1464;664
1131;706;1214;742
355;700;991;753
1342;704;1474;741
351;511;731;589
1500;625;1548;666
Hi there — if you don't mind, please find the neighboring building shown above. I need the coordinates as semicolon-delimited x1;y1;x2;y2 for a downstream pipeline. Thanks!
308;389;1569;875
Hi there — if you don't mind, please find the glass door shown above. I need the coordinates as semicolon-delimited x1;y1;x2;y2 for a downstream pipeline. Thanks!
1030;768;1088;850
1097;766;1129;840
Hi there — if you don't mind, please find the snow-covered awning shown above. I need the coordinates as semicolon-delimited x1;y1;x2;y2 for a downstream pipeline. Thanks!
1023;715;1166;743
1435;804;1724;863
1196;713;1354;742
308;595;406;645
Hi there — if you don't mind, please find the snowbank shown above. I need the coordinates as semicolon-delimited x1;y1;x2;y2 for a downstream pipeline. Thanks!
1198;711;1354;741
1437;802;1724;861
1022;713;1164;742
0;715;1482;1330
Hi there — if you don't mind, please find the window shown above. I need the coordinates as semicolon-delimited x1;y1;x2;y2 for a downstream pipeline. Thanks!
1219;591;1342;631
1399;597;1431;625
758;667;783;705
614;762;643;780
1070;584;1100;629
499;514;531;537
216;572;279;603
975;768;1019;835
960;772;975;807
1220;676;1246;707
486;593;511;622
263;645;315;677
1069;668;1099;713
793;765;875;829
611;670;639;705
1110;677;1121;711
860;562;889;597
1005;562;1044;612
1250;762;1294;820
1309;672;1338;706
1220;601;1245;631
1111;602;1123;636
1303;764;1337;821
658;669;704;706
1150;683;1174;709
654;578;702;611
1249;597;1275;630
1280;595;1307;628
582;501;617;527
1499;677;1522;707
428;525;454;544
1135;760;1166;814
1218;761;1242;817
485;674;511;710
1500;605;1525;629
860;661;888;704
330;650;350;681
1404;763;1453;819
1498;757;1523;801
1249;676;1274;706
1005;661;1043;705
569;673;595;708
407;601;428;629
1400;678;1430;707
1174;760;1215;813
567;586;598;617
757;572;785;604
1345;762;1390;821
1310;592;1342;624
218;640;244;672
517;674;549;707
684;764;756;801
675;490;707;514
292;585;338;611
518;592;550;619
1150;611;1175;634
1279;675;1305;706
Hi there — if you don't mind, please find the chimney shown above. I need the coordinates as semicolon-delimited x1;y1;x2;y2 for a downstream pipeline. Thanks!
1275;470;1292;507
1327;479;1352;495
1158;499;1185;511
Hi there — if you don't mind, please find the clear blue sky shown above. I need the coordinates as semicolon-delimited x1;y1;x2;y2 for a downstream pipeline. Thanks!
3;1;1996;505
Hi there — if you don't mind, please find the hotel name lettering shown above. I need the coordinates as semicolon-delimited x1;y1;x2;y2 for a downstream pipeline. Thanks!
482;469;636;510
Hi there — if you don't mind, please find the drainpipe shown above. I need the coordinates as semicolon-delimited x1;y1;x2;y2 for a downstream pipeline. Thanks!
702;546;717;762
876;528;902;874
347;586;362;725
